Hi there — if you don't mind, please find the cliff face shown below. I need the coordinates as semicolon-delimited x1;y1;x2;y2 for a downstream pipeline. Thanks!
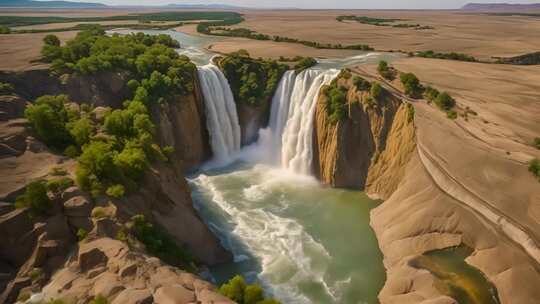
0;70;229;303
237;101;271;146
313;75;415;199
152;73;212;172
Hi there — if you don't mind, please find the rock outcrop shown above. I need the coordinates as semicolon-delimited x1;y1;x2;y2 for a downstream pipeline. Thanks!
38;238;233;304
237;101;271;146
313;74;415;199
0;70;131;108
152;73;212;172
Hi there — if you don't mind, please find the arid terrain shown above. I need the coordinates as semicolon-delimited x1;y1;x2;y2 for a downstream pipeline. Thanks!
1;6;539;304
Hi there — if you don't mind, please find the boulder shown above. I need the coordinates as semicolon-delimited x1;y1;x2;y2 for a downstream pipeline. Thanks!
63;196;93;217
78;247;108;272
111;288;153;304
154;284;196;304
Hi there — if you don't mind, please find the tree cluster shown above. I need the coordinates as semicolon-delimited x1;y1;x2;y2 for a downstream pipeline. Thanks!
219;275;280;304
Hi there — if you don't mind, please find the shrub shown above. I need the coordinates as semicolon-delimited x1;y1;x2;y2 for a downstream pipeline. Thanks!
0;26;11;34
29;267;44;282
50;167;67;176
77;228;88;241
324;84;348;124
89;295;109;304
46;177;74;193
64;145;80;158
534;138;540;150
130;214;196;270
219;275;281;304
423;86;439;103
0;82;14;95
529;158;540;181
25;95;74;150
434;92;455;111
43;34;60;47
370;82;383;101
15;181;52;217
377;60;394;80
91;206;109;219
400;73;422;98
67;116;94;147
294;57;317;72
106;184;125;198
446;110;458;120
406;103;415;123
353;76;371;91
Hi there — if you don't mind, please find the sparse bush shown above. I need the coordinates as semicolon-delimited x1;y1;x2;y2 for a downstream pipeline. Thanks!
377;60;394;80
370;82;383;101
529;158;540;181
0;26;11;34
43;34;60;47
219;275;281;304
77;228;88;241
534;138;540;150
352;76;371;91
400;73;423;98
29;267;44;282
46;177;74;193
91;206;109;219
50;167;67;176
434;92;455;111
294;57;317;72
0;82;14;95
406;103;415;123
446;110;458;120
89;295;109;304
15;181;52;217
423;86;439;103
130;214;196;270
106;184;125;198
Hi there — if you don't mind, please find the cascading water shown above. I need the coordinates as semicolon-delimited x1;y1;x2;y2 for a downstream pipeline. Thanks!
197;63;241;162
191;61;384;304
279;69;340;174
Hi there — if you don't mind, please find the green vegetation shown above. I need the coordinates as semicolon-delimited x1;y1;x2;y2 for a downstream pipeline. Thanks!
434;92;456;111
377;60;395;80
353;76;371;91
529;158;540;181
406;103;415;123
534;138;540;150
399;73;423;98
29;267;44;282
46;177;74;193
219;275;281;304
89;295;109;304
0;82;14;94
218;51;288;106
0;25;10;34
77;228;89;241
294;57;317;73
337;15;433;30
370;82;383;101
15;181;52;217
423;86;439;103
202;24;373;51
129;214;196;271
323;77;348;124
26;28;194;197
0;12;243;30
415;50;477;62
496;51;540;65
24;95;74;151
106;184;125;198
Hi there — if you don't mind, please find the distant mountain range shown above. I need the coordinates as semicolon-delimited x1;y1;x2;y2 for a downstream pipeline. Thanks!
0;0;107;8
166;3;245;9
461;2;540;12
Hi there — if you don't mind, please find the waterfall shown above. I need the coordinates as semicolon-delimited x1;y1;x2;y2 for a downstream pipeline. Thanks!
197;64;241;162
279;69;340;174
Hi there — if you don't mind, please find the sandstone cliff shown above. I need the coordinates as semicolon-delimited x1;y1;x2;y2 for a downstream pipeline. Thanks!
313;74;415;199
0;72;229;303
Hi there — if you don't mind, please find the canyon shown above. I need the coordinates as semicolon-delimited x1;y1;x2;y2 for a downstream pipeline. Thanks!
0;11;539;304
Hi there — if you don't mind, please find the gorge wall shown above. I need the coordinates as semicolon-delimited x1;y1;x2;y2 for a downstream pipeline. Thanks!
0;68;229;303
312;73;416;199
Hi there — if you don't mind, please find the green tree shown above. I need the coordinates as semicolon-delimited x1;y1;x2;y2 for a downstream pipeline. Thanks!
15;181;52;217
24;95;73;150
0;26;11;34
219;275;246;303
43;34;61;47
400;73;422;98
434;92;455;111
67;116;94;147
370;82;383;101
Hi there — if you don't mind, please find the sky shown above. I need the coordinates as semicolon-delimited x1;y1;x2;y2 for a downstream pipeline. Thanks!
64;0;540;9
